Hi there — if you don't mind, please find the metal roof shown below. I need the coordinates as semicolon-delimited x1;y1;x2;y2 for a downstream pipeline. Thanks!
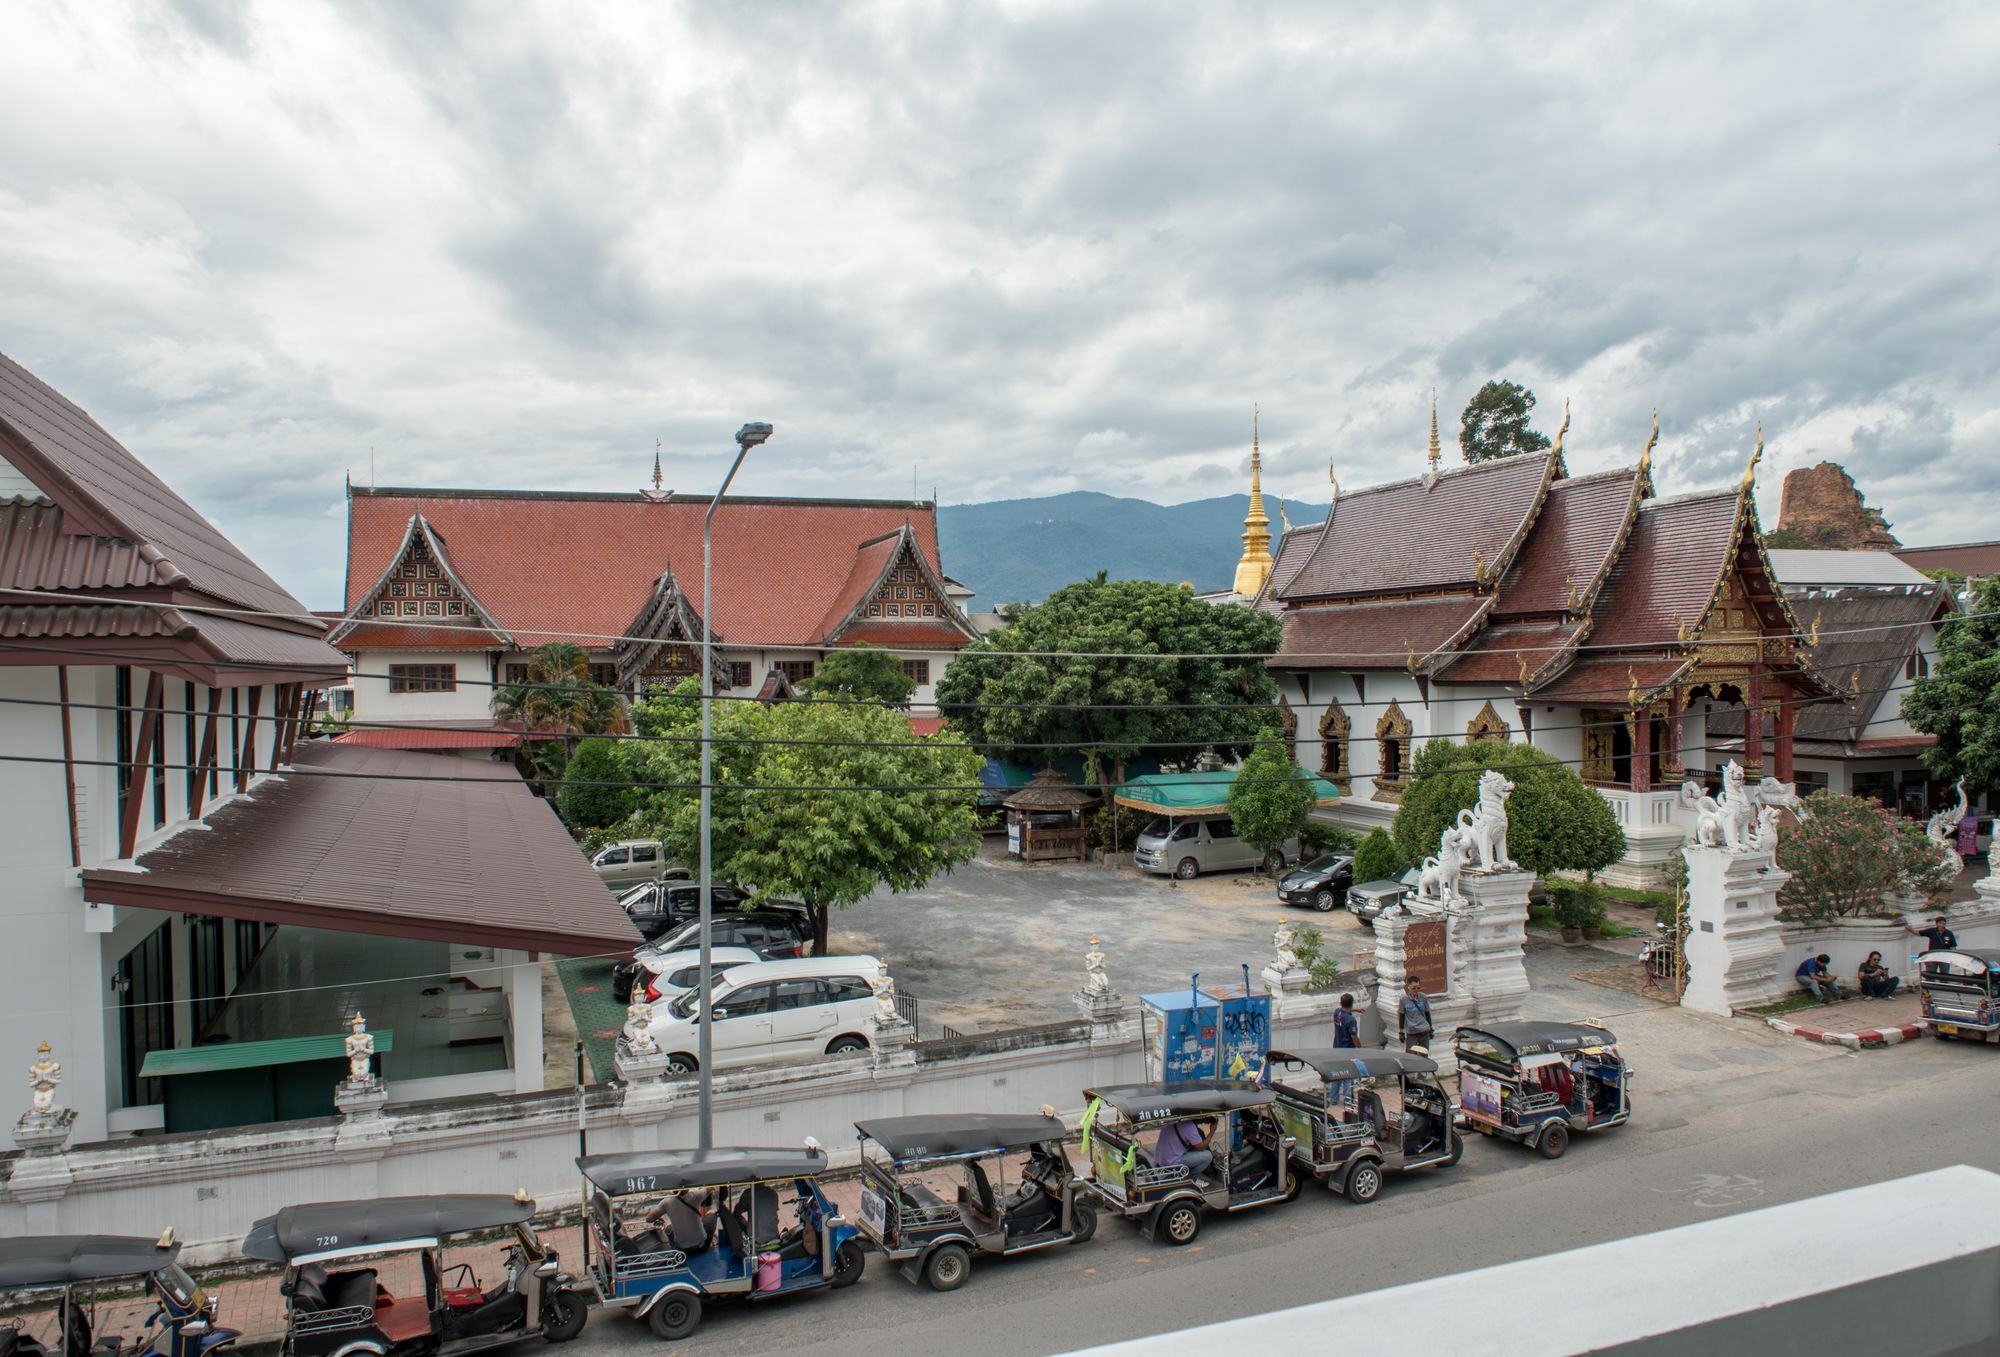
0;1236;181;1289
1086;1080;1275;1117
855;1113;1069;1160
81;742;641;957
243;1195;533;1262
1266;1047;1438;1081
1455;1022;1618;1061
1768;549;1930;588
139;1029;395;1078
577;1147;829;1193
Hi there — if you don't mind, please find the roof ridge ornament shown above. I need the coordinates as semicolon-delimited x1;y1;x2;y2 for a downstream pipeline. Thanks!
1551;398;1571;462
1742;423;1763;492
1639;408;1659;484
1518;652;1532;687
1425;389;1442;486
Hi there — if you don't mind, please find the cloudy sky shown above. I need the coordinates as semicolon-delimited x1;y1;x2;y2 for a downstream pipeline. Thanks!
3;2;1996;609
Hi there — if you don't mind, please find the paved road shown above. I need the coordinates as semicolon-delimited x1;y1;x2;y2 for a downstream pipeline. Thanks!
562;1006;1997;1356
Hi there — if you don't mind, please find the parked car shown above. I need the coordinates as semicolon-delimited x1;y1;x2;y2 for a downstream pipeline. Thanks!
1278;853;1355;913
1132;816;1300;879
611;904;815;994
645;956;886;1074
591;839;686;890
617;880;752;944
1347;868;1421;925
630;945;763;1004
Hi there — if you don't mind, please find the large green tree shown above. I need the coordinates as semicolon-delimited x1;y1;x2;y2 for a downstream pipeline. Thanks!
1394;739;1625;877
628;687;983;952
556;737;640;832
492;642;626;795
1226;743;1316;872
934;575;1283;794
799;644;917;707
1905;575;2000;796
1459;380;1552;464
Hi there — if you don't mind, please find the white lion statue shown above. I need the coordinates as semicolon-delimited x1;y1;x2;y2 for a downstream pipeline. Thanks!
1455;769;1517;871
1418;826;1468;904
1927;781;1969;880
870;974;901;1026
1682;761;1799;854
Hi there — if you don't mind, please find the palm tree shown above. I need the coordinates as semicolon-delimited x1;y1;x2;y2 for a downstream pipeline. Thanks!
493;643;626;793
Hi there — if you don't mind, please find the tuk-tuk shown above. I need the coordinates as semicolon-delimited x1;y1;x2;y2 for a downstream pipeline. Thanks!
1077;1081;1298;1247
1917;949;2000;1042
853;1112;1095;1291
0;1233;235;1357
1264;1047;1461;1202
241;1194;586;1357
1454;1022;1631;1158
577;1147;864;1341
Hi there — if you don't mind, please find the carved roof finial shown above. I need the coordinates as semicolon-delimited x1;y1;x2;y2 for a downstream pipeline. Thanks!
1850;666;1863;699
1565;572;1581;613
1474;548;1490;584
1404;637;1418;671
1627;666;1641;710
1639;408;1658;483
652;439;663;492
1517;652;1532;687
1807;615;1820;647
1675;613;1690;644
1552;398;1571;461
1277;497;1292;534
1742;423;1763;492
1426;388;1442;482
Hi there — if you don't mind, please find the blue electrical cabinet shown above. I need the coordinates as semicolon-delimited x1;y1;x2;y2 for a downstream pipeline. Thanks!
1205;983;1274;1081
1140;989;1220;1084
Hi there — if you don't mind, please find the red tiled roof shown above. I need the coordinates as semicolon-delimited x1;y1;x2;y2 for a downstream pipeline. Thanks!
816;532;903;638
334;727;522;750
1896;541;2000;578
333;622;509;649
1441;621;1582;684
81;742;640;957
0;351;312;618
1278;595;1488;670
1584;491;1741;649
344;489;949;651
836;623;973;648
1273;454;1554;601
1487;469;1638;618
0;602;189;641
908;715;945;736
1529;655;1692;705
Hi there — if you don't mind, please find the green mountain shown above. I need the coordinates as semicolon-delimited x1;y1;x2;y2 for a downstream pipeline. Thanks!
937;491;1328;612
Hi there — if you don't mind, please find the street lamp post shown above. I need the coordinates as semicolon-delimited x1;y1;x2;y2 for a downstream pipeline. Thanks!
697;421;771;1149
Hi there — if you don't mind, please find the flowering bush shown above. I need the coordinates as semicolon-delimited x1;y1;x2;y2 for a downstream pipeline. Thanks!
1775;791;1956;920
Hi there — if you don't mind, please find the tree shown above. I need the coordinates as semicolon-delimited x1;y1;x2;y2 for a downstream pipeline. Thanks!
934;576;1283;796
1352;827;1406;883
1393;739;1625;878
556;737;640;832
1905;575;2000;797
799;644;917;707
627;688;983;953
1227;743;1316;872
1458;380;1552;464
1776;791;1956;919
492;642;626;791
1760;527;1813;551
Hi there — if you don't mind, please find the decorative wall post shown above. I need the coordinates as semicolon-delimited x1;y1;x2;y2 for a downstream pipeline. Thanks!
1074;936;1126;1034
866;973;917;1069
10;1041;77;1207
1679;765;1791;1015
333;1012;389;1120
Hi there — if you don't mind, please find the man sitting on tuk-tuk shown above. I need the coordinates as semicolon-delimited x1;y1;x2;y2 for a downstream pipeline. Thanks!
1153;1118;1216;1184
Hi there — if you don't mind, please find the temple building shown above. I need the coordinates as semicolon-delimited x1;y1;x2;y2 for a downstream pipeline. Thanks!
332;477;981;746
1257;408;1837;886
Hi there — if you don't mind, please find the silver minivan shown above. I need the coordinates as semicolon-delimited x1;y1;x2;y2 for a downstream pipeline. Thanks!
1132;816;1299;879
591;839;682;890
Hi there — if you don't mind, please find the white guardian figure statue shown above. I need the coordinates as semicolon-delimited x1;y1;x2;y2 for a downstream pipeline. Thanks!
622;1000;660;1056
342;1013;378;1088
1927;781;1969;880
1418;826;1468;905
1082;938;1113;996
27;1041;61;1117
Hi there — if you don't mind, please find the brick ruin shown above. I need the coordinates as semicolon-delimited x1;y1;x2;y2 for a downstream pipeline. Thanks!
1774;462;1899;551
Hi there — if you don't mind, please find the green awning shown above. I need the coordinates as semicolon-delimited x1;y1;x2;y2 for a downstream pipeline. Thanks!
140;1030;395;1078
1114;769;1340;816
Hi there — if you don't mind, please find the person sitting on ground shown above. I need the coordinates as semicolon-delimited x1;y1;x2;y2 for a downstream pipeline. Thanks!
1858;951;1901;1000
1907;915;1958;953
1153;1117;1215;1184
1796;953;1842;1004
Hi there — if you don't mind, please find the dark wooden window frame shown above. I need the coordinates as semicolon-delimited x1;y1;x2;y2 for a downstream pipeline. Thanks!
388;663;458;694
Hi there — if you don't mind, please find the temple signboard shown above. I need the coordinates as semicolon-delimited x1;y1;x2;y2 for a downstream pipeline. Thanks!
1404;920;1449;997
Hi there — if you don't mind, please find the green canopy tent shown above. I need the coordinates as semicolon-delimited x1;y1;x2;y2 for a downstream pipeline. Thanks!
1113;768;1341;817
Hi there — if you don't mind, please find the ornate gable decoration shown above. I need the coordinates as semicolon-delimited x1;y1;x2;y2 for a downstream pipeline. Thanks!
609;566;729;690
1465;699;1510;743
827;526;979;642
332;514;509;644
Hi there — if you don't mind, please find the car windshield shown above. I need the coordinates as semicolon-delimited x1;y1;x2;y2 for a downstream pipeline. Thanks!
1143;818;1171;840
669;977;732;1020
1302;854;1347;873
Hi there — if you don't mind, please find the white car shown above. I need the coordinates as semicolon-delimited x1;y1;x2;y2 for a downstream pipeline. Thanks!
629;945;762;1004
647;956;886;1075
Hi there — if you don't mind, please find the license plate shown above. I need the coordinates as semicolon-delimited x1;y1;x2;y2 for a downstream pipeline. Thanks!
1936;1024;1959;1035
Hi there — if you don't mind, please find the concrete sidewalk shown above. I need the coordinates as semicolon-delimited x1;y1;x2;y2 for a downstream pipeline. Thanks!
1763;992;1925;1049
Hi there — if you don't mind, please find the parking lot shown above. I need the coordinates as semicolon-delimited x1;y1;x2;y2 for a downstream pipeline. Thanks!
830;840;1374;1033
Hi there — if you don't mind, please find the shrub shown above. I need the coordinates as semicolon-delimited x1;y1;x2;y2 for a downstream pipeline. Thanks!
1548;879;1606;930
1301;822;1360;857
1290;925;1347;992
1776;790;1957;920
556;737;640;831
1352;828;1406;883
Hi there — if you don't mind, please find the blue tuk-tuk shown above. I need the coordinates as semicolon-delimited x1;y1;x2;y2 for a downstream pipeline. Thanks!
578;1147;864;1340
0;1232;236;1357
1454;1021;1631;1158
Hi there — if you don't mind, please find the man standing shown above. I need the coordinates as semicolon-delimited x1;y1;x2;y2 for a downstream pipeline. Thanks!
1908;915;1958;953
1334;993;1360;1049
1398;976;1433;1052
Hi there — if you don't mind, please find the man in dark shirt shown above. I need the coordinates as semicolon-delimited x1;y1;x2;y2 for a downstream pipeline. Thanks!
1908;916;1958;953
1796;954;1841;1004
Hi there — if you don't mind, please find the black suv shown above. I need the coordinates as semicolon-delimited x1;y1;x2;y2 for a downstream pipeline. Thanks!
1277;853;1355;913
610;903;815;995
617;881;753;944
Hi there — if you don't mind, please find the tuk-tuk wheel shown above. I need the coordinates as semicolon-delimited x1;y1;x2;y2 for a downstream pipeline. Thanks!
1283;1170;1305;1202
541;1290;587;1342
1344;1162;1383;1204
1537;1124;1569;1160
1159;1202;1202;1246
1444;1131;1464;1167
647;1294;701;1341
924;1243;971;1292
1068;1199;1098;1244
829;1239;867;1289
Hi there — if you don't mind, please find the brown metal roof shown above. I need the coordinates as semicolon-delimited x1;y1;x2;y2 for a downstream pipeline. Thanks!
1277;594;1488;671
0;499;171;590
1895;541;2000;579
0;351;309;618
1528;655;1693;705
1272;454;1554;602
1487;469;1638;618
1441;620;1583;684
1583;491;1741;649
0;602;190;641
1002;768;1099;811
81;742;641;957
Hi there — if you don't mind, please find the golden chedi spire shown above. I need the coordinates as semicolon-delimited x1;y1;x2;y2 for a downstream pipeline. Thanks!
1427;388;1443;480
1233;405;1276;597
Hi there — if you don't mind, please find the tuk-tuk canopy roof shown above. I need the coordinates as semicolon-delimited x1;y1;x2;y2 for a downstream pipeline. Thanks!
1455;1022;1617;1062
577;1147;828;1194
1918;949;2000;978
1113;768;1340;817
242;1195;534;1263
0;1236;181;1290
856;1113;1068;1161
1267;1047;1437;1082
1087;1080;1273;1119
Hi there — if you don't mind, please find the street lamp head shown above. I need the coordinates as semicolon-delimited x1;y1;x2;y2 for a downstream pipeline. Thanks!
736;422;773;450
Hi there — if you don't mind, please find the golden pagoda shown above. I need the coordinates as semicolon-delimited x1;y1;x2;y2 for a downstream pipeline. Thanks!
1233;406;1275;596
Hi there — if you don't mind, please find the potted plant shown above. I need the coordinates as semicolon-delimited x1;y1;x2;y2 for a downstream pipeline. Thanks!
1578;879;1607;942
1549;881;1589;943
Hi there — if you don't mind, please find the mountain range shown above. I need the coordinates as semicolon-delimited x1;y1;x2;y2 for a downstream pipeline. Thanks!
936;491;1329;612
